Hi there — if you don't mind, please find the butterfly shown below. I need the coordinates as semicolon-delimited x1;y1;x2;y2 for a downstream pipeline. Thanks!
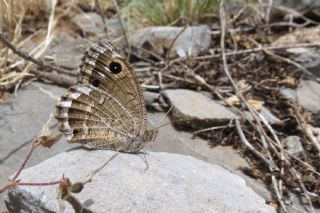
55;40;156;152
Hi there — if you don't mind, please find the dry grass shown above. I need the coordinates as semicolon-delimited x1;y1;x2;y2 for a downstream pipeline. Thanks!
0;0;58;90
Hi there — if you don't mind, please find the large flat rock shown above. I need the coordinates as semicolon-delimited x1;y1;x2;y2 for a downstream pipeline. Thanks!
162;89;237;129
5;150;275;213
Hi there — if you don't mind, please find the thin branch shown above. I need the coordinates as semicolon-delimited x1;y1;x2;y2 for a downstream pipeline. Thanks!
0;32;73;75
249;38;319;82
165;26;187;64
190;42;320;61
95;0;108;36
112;0;129;50
234;119;276;169
219;2;287;211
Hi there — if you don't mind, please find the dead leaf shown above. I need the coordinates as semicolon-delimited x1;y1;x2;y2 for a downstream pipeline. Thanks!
279;76;296;86
248;99;264;111
238;80;251;91
225;95;240;106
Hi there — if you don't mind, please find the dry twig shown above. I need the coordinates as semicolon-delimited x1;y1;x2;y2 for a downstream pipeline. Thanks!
219;1;288;211
0;32;73;76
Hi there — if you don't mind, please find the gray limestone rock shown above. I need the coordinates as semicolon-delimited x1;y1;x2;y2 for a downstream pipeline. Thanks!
46;32;84;70
5;150;276;213
280;80;320;113
147;113;248;172
280;87;297;101
282;136;304;157
162;89;237;128
297;80;320;113
72;12;105;36
129;25;211;58
243;107;281;125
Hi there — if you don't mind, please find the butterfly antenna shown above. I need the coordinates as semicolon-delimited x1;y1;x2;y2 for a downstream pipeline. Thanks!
153;105;173;130
153;122;171;130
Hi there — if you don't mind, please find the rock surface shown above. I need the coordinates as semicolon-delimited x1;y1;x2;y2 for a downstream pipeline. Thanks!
47;32;85;70
243;106;281;125
72;12;105;36
5;150;276;213
297;80;320;113
129;25;211;58
280;80;320;113
162;89;237;128
147;113;248;171
282;136;304;157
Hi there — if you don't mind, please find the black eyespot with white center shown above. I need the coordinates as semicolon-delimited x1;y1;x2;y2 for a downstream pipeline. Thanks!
109;61;122;74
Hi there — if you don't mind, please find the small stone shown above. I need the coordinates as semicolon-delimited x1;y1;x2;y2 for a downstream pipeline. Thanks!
5;150;276;213
297;80;320;113
260;107;282;125
72;12;104;36
143;91;159;107
243;106;281;125
280;80;320;114
280;87;297;101
282;136;304;156
162;89;237;128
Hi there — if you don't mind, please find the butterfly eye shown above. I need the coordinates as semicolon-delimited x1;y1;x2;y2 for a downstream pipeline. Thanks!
109;61;122;74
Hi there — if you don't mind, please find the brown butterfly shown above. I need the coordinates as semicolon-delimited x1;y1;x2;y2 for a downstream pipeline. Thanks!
55;40;156;152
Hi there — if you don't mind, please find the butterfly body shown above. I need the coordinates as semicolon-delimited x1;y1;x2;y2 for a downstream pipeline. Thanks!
55;40;155;153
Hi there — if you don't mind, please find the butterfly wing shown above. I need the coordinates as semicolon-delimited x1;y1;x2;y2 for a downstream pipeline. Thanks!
55;40;148;151
78;40;147;137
